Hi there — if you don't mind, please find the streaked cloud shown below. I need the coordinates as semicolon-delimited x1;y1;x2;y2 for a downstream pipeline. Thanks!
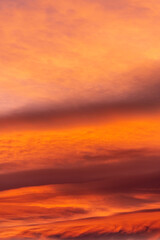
0;0;160;239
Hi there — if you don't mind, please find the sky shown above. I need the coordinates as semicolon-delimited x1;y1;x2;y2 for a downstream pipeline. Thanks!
0;0;160;239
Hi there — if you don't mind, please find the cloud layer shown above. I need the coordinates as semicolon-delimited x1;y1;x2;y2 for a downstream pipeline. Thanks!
0;0;160;239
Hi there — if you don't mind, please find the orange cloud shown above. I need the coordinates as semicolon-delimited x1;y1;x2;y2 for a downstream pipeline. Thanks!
0;208;160;239
0;0;160;239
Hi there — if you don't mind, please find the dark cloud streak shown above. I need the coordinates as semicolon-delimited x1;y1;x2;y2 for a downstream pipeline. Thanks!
0;72;160;130
0;155;160;192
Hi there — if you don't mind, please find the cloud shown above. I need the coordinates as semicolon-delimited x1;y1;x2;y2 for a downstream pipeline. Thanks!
0;70;160;131
87;0;149;16
9;209;160;240
82;148;149;162
0;1;160;239
0;205;88;222
0;153;160;192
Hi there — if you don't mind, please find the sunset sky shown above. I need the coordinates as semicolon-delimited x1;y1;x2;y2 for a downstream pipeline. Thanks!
0;0;160;239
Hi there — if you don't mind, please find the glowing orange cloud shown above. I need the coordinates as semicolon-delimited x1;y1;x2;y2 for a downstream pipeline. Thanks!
0;0;160;239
